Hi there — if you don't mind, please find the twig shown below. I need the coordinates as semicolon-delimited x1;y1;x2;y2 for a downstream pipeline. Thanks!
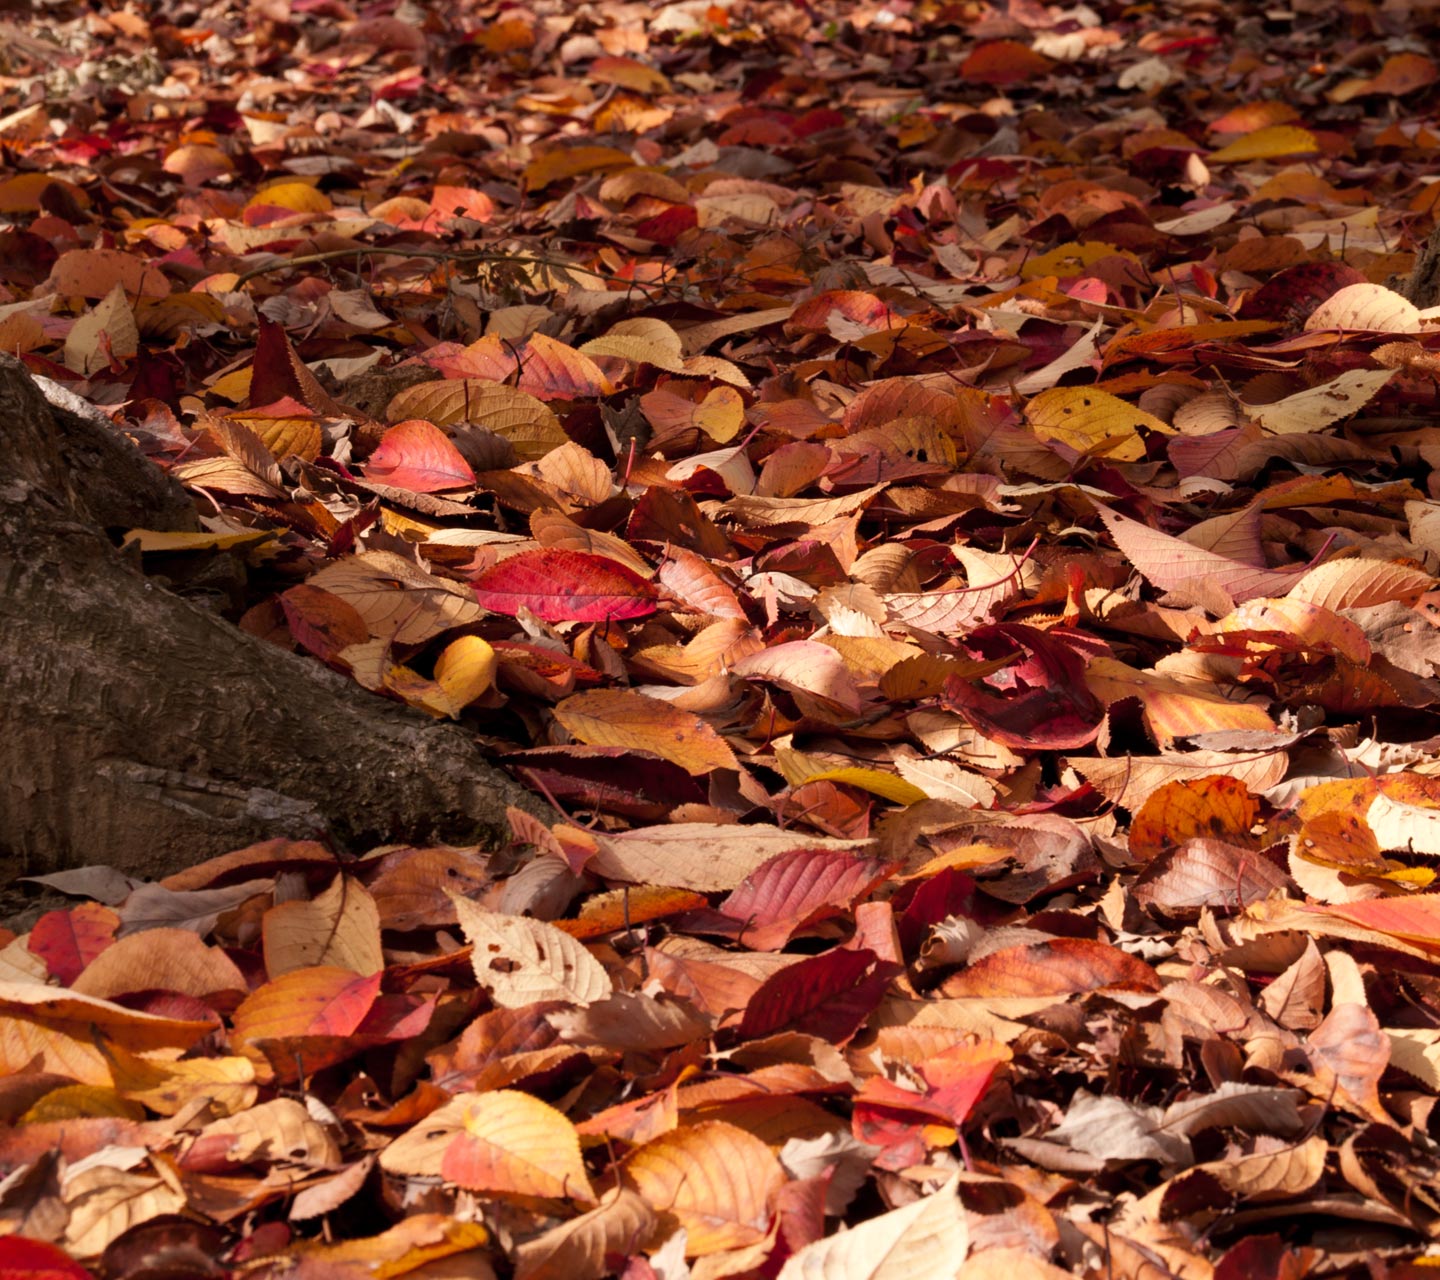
230;244;654;290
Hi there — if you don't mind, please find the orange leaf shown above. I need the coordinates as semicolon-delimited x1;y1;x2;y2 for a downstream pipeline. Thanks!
554;689;738;776
624;1121;785;1255
382;1091;594;1201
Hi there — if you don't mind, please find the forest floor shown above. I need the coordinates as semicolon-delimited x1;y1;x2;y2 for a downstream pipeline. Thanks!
6;0;1440;1276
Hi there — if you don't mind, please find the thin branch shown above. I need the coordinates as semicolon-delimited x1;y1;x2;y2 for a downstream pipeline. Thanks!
230;244;654;290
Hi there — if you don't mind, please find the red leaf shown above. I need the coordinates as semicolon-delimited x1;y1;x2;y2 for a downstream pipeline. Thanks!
366;419;476;493
27;903;118;985
280;584;369;661
940;938;1161;998
0;1237;95;1280
719;848;895;950
736;948;892;1044
473;549;658;623
941;624;1104;750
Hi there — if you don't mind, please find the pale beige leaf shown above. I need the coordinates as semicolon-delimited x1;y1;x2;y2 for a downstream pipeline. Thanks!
64;283;139;375
1285;557;1433;610
62;1167;185;1259
451;897;612;1006
730;641;864;715
1365;791;1440;854
775;1176;967;1280
626;1121;786;1256
954;1249;1074;1280
548;992;710;1051
308;550;483;644
681;353;752;388
171;453;286;499
591;825;874;893
1200;1135;1327;1199
193;1097;340;1166
290;1155;376;1221
1388;1027;1440;1088
1250;369;1396;435
555;689;738;776
667;443;757;495
579;328;687;373
1305;282;1421;333
1097;506;1307;607
263;875;383;978
1066;749;1288;809
724;484;885;528
892;754;996;806
515;1186;657;1280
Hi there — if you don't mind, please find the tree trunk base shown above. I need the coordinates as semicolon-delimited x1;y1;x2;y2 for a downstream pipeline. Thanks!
0;357;541;884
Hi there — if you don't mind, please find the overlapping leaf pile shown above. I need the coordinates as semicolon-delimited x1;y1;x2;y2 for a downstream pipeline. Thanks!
13;0;1440;1274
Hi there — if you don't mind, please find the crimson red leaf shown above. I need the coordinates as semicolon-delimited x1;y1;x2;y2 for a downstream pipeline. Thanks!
27;903;118;985
0;1237;95;1280
473;549;658;623
736;947;892;1044
366;419;476;493
719;848;896;950
941;624;1104;750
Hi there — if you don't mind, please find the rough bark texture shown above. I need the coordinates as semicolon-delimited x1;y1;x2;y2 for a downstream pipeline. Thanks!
1403;223;1440;308
0;356;542;883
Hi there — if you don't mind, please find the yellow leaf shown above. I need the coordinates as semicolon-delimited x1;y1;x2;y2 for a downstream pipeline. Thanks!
1026;387;1173;463
524;146;635;190
21;1084;145;1123
299;1217;491;1278
555;689;738;775
206;365;253;402
244;180;332;214
122;528;275;554
231;411;323;463
432;635;498;715
1021;241;1138;280
1209;125;1319;162
106;1043;257;1116
0;172;90;213
694;385;747;443
774;748;926;804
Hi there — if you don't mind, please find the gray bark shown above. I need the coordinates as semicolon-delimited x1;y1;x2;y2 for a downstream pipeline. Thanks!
1402;223;1440;308
0;355;540;884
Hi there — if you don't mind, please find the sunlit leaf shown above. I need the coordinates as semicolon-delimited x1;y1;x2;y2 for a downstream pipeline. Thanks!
625;1122;785;1255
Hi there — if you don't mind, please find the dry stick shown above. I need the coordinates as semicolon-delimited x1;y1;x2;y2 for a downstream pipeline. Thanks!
230;244;666;292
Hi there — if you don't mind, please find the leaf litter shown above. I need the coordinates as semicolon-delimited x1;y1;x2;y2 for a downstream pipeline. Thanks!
13;0;1440;1275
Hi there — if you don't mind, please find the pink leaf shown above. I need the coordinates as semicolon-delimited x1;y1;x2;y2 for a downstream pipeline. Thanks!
366;419;476;492
474;549;658;623
719;848;895;950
